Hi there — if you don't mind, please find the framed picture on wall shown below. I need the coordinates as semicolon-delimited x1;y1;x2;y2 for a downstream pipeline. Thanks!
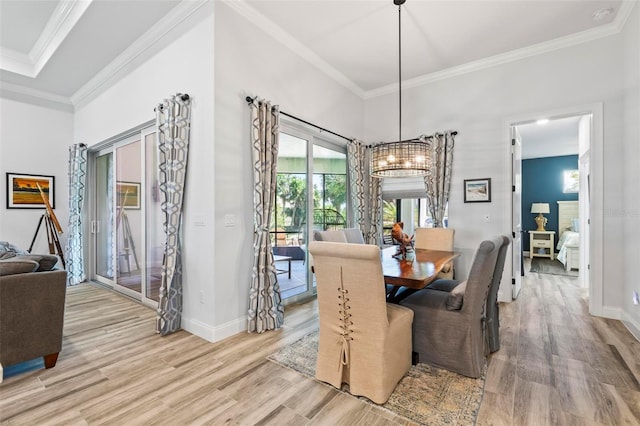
6;173;55;209
116;181;141;209
464;178;491;203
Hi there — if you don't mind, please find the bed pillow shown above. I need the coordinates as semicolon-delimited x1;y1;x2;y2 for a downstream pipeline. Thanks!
571;218;579;232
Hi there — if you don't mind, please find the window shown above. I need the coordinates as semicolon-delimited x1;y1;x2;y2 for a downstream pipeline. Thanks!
382;198;448;242
563;169;579;193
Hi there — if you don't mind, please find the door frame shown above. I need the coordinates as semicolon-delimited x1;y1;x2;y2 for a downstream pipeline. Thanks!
502;103;603;316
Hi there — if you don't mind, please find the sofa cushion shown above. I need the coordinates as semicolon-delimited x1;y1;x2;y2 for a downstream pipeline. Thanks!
0;258;39;276
16;254;59;271
446;280;467;310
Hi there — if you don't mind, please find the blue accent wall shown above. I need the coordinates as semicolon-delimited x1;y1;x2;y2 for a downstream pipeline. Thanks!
522;155;579;252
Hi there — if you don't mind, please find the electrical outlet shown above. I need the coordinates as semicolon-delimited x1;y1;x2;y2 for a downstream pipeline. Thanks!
224;214;236;227
633;291;639;305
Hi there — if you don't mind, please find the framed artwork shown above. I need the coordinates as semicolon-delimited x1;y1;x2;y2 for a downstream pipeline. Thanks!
464;178;491;203
116;181;141;209
6;173;55;209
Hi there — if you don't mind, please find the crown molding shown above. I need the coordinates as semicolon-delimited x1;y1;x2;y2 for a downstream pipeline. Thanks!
0;0;92;78
365;18;628;99
30;0;93;76
223;0;365;99
0;48;34;76
0;82;74;112
71;0;210;109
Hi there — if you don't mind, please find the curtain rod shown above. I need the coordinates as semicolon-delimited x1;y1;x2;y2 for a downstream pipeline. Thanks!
245;96;352;142
245;96;457;145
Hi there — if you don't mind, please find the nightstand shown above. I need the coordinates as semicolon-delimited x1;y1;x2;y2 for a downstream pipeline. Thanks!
529;231;555;260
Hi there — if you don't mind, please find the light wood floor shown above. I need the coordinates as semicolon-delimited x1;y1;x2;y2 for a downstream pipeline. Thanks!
1;267;639;425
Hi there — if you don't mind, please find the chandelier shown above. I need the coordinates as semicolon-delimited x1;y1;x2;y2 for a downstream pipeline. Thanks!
370;0;431;178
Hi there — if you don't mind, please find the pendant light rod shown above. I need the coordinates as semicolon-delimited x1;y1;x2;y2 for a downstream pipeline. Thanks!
396;0;405;142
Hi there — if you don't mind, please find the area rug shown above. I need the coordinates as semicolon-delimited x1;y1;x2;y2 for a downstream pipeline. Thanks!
530;258;578;277
267;330;485;425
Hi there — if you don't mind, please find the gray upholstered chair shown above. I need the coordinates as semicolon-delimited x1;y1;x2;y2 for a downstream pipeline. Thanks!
309;241;414;404
399;236;504;378
485;236;510;352
426;235;510;353
414;228;455;279
342;228;365;244
313;230;348;243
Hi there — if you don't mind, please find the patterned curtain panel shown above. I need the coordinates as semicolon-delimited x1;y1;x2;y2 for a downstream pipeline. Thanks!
423;131;456;228
248;98;284;333
155;93;191;336
347;139;382;245
66;143;88;286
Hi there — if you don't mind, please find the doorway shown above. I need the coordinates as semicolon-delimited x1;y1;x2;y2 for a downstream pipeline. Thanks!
510;112;591;297
89;122;161;308
272;122;348;303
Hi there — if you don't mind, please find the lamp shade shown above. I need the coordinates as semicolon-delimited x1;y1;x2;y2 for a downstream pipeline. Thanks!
370;140;432;178
530;203;550;214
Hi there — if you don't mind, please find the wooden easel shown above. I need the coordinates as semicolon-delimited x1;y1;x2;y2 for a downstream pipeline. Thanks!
116;190;139;273
28;183;65;268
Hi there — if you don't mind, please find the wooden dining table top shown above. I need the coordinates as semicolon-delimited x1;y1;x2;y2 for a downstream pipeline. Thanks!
381;246;460;290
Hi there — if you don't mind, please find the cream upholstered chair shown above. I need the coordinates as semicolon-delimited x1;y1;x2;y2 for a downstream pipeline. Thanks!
414;228;455;279
400;235;504;378
309;241;414;404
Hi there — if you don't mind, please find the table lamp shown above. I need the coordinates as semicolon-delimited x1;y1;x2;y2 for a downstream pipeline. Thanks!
531;203;550;231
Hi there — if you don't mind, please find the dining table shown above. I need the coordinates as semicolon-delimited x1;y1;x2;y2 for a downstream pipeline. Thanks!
382;246;460;303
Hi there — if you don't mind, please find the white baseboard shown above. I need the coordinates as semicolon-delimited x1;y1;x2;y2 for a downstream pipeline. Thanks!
621;312;640;342
181;315;246;343
600;306;622;320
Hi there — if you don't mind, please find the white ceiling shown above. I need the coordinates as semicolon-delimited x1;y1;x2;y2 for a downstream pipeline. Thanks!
517;116;582;160
0;0;632;158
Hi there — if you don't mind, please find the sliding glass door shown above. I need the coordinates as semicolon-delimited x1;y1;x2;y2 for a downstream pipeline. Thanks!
91;124;159;307
272;125;347;303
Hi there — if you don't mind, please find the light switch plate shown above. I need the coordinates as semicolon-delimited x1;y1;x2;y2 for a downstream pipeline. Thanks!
224;214;236;227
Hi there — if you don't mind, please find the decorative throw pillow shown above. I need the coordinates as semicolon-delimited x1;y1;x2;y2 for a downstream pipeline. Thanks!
0;241;27;254
0;252;17;260
16;254;59;271
0;258;39;276
446;280;467;310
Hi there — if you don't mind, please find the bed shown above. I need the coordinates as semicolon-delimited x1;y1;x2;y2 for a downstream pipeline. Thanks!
556;201;580;271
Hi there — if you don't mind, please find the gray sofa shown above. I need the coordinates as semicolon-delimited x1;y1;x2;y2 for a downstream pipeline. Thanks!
0;249;67;376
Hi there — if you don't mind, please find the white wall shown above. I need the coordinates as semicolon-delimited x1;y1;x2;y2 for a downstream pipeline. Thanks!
213;2;364;337
0;99;73;255
364;33;627;310
621;4;640;337
74;3;216;339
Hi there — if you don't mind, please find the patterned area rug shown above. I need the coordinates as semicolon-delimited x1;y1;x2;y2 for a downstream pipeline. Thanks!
267;330;485;425
530;258;578;277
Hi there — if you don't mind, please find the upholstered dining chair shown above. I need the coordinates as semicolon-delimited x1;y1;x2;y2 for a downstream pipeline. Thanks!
426;235;510;354
414;228;455;279
313;230;348;243
399;235;504;378
309;241;414;404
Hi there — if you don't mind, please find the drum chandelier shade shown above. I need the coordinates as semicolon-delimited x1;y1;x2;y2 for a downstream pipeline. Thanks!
370;0;432;178
370;139;432;178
